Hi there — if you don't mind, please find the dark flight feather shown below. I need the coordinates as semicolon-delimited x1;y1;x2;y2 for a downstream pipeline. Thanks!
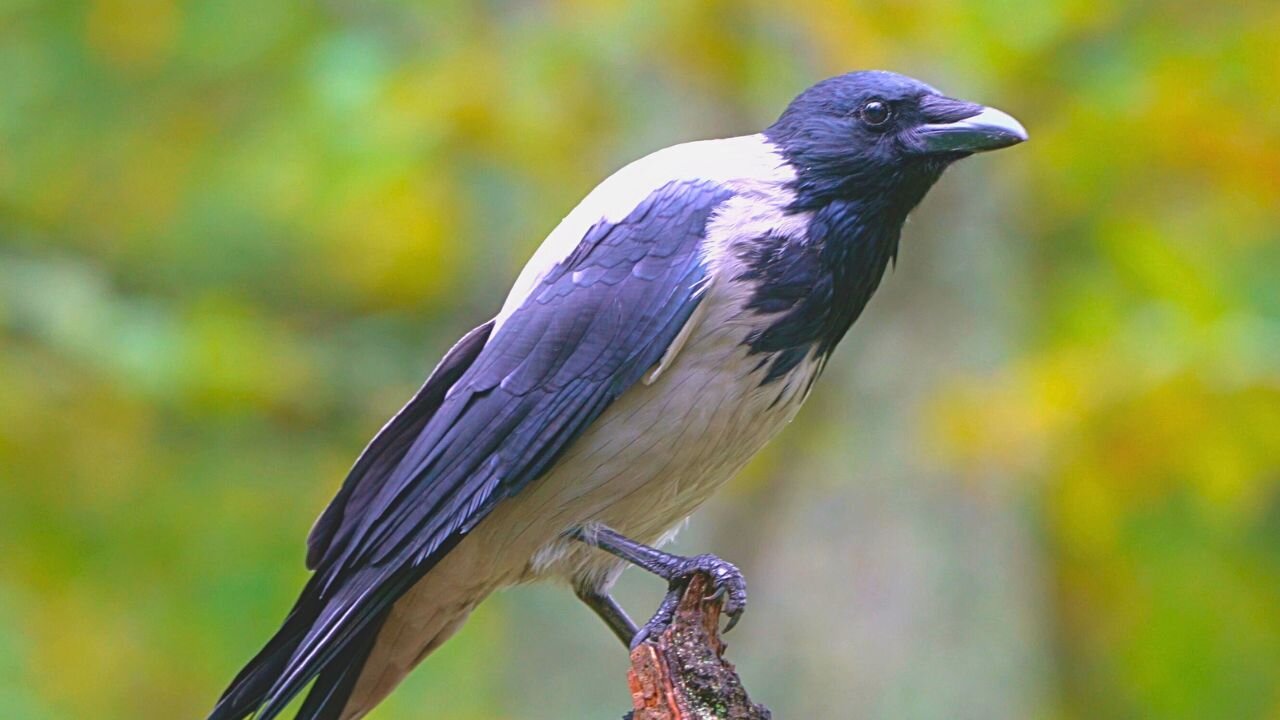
306;320;495;571
209;322;492;720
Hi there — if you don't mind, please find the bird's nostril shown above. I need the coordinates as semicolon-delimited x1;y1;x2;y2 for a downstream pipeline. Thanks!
919;94;985;124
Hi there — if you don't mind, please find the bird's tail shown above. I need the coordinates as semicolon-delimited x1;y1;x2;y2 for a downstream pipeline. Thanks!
208;596;313;720
291;610;388;720
208;581;388;720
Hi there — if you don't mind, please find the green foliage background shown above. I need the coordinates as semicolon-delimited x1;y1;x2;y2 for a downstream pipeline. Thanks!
1;1;1277;718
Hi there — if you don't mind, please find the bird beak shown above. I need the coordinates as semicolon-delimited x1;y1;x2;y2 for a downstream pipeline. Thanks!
916;101;1028;154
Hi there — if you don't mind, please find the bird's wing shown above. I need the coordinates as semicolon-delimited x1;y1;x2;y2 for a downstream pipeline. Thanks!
304;319;494;571
254;178;735;718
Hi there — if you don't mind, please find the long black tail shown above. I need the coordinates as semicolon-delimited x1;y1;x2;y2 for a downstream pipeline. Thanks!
209;321;494;719
209;590;316;720
293;611;388;720
208;579;387;720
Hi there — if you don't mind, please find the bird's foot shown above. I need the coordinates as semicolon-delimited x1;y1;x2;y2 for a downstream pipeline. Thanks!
631;554;747;648
569;525;748;644
630;585;682;649
675;554;747;631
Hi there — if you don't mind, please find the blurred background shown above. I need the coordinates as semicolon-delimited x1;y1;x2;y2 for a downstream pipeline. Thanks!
1;1;1277;718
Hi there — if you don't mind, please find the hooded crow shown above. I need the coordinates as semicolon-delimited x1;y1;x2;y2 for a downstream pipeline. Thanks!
210;70;1026;720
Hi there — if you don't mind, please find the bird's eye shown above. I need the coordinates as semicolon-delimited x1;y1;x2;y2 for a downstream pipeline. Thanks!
860;100;891;127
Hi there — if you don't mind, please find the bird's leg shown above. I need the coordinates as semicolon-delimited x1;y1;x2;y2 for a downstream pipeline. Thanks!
573;585;639;648
569;524;746;649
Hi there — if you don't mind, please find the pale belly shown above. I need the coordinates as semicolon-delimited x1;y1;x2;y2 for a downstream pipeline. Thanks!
465;301;822;593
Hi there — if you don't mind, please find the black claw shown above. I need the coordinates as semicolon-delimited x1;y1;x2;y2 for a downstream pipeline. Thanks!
632;586;683;649
629;626;652;651
723;609;743;634
674;554;747;632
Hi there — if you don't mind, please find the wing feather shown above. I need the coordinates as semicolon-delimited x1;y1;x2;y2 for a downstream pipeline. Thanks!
304;321;494;570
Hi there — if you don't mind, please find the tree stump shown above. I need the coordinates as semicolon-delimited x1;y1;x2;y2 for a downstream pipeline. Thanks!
623;572;771;719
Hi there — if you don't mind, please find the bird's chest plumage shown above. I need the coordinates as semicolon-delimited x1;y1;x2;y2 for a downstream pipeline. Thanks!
503;303;820;585
487;189;826;587
567;295;821;528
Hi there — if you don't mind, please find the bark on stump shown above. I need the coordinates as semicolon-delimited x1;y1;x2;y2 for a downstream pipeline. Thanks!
623;572;771;719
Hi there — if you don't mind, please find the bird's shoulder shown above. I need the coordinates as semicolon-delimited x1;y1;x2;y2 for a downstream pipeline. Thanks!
495;134;794;330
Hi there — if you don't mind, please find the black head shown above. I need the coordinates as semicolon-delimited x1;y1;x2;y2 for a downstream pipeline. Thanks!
741;72;1026;385
765;70;1026;214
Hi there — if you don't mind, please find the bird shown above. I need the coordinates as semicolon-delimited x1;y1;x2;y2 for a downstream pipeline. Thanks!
209;69;1026;720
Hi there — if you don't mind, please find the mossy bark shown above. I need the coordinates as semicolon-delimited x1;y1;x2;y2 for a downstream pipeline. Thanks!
623;573;770;720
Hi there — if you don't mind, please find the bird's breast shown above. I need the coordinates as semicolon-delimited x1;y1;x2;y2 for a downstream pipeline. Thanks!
517;319;818;574
481;251;824;589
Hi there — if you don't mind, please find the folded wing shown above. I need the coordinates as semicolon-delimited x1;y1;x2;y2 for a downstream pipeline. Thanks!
212;178;734;720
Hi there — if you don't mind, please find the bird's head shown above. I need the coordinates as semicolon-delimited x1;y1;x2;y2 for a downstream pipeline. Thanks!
765;70;1027;213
